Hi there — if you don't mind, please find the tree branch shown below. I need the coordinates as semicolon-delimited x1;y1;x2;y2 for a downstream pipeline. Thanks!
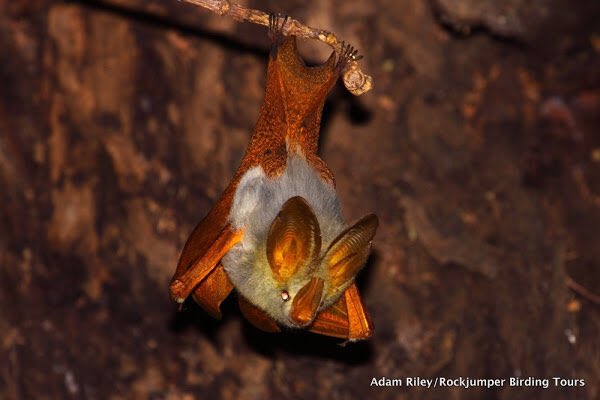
179;0;373;95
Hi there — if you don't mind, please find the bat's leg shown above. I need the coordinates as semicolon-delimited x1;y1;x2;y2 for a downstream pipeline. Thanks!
170;224;243;304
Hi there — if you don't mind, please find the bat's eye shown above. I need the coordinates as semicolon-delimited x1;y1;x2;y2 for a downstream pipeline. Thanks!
281;291;290;301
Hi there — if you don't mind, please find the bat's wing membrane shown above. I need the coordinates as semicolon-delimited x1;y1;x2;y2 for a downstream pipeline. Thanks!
170;189;240;317
309;283;373;341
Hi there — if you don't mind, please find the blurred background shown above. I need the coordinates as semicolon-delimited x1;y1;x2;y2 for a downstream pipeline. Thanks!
1;0;599;399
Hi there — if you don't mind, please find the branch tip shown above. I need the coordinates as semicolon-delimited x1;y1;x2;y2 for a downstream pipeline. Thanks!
179;0;372;95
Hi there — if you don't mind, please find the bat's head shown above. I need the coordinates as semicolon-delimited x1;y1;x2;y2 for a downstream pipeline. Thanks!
224;191;377;328
264;196;378;327
222;157;378;329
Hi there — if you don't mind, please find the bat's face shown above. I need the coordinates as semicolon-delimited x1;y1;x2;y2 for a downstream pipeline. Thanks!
262;196;378;327
223;186;377;328
222;160;378;327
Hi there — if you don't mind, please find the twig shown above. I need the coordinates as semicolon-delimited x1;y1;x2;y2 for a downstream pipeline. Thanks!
566;276;600;305
178;0;373;95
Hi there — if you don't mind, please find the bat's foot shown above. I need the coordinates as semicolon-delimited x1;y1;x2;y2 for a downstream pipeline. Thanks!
337;41;363;71
268;13;290;45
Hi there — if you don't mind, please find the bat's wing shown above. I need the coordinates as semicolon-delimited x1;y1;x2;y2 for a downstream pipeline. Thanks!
170;185;240;317
238;296;281;333
191;262;233;319
308;283;373;341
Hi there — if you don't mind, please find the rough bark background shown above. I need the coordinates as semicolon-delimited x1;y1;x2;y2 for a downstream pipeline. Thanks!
1;0;599;399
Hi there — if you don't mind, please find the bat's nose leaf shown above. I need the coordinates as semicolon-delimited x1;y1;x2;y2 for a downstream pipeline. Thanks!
290;277;325;326
267;196;321;282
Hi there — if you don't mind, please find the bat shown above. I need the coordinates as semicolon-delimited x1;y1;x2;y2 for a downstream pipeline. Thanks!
170;15;378;341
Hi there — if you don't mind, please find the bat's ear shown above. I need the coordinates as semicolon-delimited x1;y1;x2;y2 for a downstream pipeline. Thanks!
324;214;378;290
267;196;322;282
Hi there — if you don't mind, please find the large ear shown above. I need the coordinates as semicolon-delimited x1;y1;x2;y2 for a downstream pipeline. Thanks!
324;214;378;290
267;196;321;282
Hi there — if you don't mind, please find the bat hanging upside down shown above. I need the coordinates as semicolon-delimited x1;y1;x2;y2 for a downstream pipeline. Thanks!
169;15;378;341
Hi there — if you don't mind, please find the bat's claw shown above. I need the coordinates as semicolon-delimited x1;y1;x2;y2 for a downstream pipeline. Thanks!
269;13;290;44
337;41;363;70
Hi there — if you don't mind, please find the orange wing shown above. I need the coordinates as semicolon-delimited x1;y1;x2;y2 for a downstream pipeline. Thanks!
191;263;234;319
309;283;373;341
238;296;281;333
170;173;239;313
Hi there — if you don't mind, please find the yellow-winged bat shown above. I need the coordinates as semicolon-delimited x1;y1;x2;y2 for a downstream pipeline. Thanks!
170;15;378;341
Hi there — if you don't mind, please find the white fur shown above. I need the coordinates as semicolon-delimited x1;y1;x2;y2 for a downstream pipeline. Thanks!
222;154;348;327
